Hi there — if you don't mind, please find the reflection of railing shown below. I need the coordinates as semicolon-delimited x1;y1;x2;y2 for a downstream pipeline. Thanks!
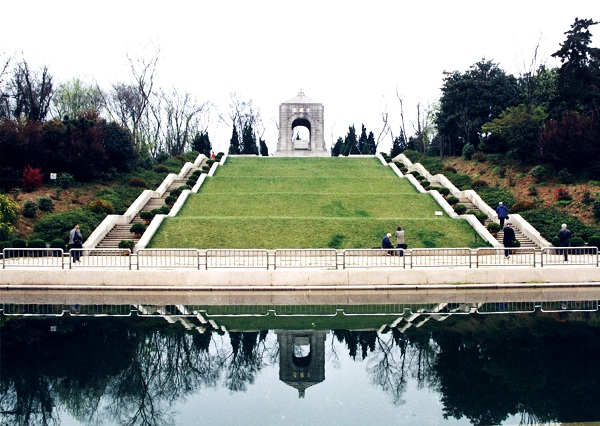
2;301;599;319
2;247;599;270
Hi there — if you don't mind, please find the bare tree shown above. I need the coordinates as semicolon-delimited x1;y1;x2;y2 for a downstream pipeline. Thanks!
51;77;104;120
10;60;54;121
162;87;208;155
0;51;13;119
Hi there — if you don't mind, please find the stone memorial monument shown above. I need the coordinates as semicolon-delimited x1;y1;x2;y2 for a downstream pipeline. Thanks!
275;90;328;156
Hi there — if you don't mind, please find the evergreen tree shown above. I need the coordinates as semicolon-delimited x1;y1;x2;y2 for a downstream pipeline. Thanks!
191;131;212;157
331;137;343;157
341;125;359;156
358;124;369;154
367;131;376;154
259;138;269;156
389;131;407;157
228;124;240;154
241;122;258;155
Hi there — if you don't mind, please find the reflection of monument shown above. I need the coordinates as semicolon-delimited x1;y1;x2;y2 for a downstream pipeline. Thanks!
275;91;328;156
276;330;326;398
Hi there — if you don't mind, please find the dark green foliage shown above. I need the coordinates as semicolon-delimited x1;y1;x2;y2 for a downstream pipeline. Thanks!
151;206;170;215
37;196;54;212
593;201;600;220
140;210;154;220
11;238;27;248
520;208;598;242
444;172;472;190
95;186;146;215
557;169;575;184
587;235;600;248
170;185;190;198
471;179;488;189
571;236;585;247
389;132;408;158
510;200;536;213
192;170;202;177
446;196;459;205
174;154;186;163
165;195;177;206
476;186;517;210
153;164;170;174
438;187;451;196
582;191;593;205
128;178;148;188
191;131;212;157
259;138;269;156
462;143;475;160
27;238;46;248
130;223;146;235
101;121;137;172
487;222;501;233
31;209;101;244
22;200;37;218
228;125;241;155
454;204;467;214
49;238;66;250
186;178;197;187
206;159;215;166
0;240;13;250
421;180;430;188
88;199;115;215
118;240;135;250
529;165;548;182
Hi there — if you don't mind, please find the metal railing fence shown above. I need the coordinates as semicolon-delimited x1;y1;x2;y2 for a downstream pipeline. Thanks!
541;247;599;266
205;249;269;269
137;249;200;269
342;249;405;268
69;248;132;269
2;248;64;269
476;248;536;267
274;249;338;269
409;248;472;269
2;247;600;270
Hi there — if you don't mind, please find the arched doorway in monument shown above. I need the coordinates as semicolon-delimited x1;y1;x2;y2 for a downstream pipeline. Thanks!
291;118;311;150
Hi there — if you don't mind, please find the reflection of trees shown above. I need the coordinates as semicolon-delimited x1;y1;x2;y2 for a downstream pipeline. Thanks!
225;331;270;392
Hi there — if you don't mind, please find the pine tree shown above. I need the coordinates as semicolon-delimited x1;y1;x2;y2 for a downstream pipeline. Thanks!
228;125;240;154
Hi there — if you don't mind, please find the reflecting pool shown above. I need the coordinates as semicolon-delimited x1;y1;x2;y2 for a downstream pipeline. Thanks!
1;300;600;425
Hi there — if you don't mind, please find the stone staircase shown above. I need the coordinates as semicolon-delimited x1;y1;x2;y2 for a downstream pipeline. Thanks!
95;165;202;249
457;197;537;248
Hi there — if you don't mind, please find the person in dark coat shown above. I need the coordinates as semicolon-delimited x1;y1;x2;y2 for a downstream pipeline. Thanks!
502;223;516;259
68;224;83;262
496;202;509;229
557;223;572;261
381;233;394;255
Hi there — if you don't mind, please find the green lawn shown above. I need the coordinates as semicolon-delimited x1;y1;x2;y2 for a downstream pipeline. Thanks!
148;156;488;249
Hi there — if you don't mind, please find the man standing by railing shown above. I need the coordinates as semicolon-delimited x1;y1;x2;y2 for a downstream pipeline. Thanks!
68;224;83;263
558;223;572;261
503;223;516;259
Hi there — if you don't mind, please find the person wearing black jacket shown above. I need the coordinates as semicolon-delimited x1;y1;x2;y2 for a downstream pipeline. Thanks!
502;223;516;259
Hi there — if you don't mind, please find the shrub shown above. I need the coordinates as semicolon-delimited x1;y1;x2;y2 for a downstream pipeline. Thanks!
438;187;450;196
582;191;594;205
0;194;19;225
0;240;13;250
140;210;154;221
186;178;197;187
467;210;488;223
416;175;425;181
11;238;27;248
49;238;66;250
420;180;430;188
0;223;15;242
175;154;186;163
22;200;37;218
118;240;135;250
88;199;115;215
37;196;54;212
446;196;459;205
445;172;472;190
202;165;210;172
22;165;43;192
170;185;190;198
498;166;506;178
554;200;572;207
128;177;149;188
151;206;171;216
594;201;600;220
520;208;597;243
462;143;475;160
588;235;600;248
192;169;202;177
206;159;215;166
153;164;170;173
529;165;546;182
554;187;571;201
528;185;538;196
510;200;536;213
472;151;486;162
165;195;177;206
476;186;517;210
31;209;101;244
487;222;501;233
27;238;46;248
557;169;575;184
409;170;420;177
130;223;146;235
453;204;467;214
471;179;488;189
57;172;74;189
571;236;585;247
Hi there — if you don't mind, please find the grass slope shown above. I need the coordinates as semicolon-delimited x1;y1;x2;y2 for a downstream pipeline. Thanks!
149;156;487;249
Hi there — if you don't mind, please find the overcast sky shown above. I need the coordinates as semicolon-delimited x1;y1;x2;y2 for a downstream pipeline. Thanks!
1;1;598;153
